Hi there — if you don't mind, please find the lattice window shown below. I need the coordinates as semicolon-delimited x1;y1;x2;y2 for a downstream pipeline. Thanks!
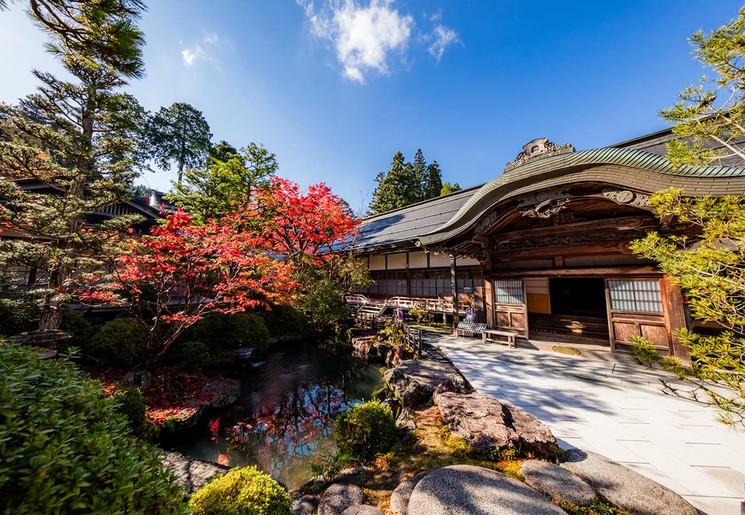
493;279;524;305
608;279;663;313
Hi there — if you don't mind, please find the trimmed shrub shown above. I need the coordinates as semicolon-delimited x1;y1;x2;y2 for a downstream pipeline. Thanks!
188;466;292;515
262;303;310;339
171;340;212;372
114;387;148;438
228;313;270;351
0;298;39;336
334;400;397;462
88;317;148;366
0;341;187;513
59;307;96;351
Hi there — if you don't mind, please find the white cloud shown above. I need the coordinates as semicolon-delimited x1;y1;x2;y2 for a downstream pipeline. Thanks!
180;33;220;67
428;24;458;62
298;0;413;84
181;48;197;66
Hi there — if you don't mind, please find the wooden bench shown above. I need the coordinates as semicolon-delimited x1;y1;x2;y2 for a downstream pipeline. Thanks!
456;321;487;338
482;329;517;348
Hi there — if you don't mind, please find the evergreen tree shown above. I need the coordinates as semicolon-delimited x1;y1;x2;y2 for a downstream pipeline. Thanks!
661;7;745;166
411;148;428;202
1;0;146;79
147;102;212;184
0;7;147;330
368;151;418;215
426;160;443;198
440;181;461;195
167;142;277;223
209;140;239;163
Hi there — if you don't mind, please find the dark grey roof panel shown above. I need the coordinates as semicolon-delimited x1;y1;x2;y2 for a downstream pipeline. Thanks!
350;186;479;252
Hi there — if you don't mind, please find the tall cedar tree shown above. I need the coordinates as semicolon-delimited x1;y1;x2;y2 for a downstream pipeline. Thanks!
426;160;444;198
0;7;147;330
368;149;444;215
661;7;745;165
147;102;212;184
167;142;277;224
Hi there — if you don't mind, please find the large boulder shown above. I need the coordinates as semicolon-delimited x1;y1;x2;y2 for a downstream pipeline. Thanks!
520;460;596;506
562;449;698;515
318;483;365;515
407;465;565;515
161;451;228;494
384;359;471;410
389;472;427;515
434;391;561;460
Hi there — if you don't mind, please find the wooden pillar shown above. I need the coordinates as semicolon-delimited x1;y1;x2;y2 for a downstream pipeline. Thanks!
662;276;690;362
450;254;458;329
484;279;494;328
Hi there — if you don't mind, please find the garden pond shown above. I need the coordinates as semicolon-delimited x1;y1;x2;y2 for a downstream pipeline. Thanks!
165;340;384;490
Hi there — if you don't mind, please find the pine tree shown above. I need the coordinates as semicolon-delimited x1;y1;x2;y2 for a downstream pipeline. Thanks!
0;3;147;330
661;7;745;166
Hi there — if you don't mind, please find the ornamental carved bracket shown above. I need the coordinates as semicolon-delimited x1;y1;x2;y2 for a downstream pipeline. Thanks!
519;198;571;219
505;138;574;172
602;189;652;209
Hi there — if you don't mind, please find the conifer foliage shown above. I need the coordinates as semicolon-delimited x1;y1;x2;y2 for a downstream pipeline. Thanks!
0;0;148;331
367;148;446;215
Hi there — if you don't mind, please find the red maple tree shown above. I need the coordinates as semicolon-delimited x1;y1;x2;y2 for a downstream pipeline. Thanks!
238;177;360;268
105;210;296;365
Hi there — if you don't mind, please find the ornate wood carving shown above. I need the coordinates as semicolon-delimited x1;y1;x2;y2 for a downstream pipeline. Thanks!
505;138;574;172
518;198;571;218
602;189;652;209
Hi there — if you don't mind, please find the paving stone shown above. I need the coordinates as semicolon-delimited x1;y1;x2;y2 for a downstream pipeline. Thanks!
318;483;365;515
520;460;597;506
407;465;565;515
562;449;698;515
389;472;426;515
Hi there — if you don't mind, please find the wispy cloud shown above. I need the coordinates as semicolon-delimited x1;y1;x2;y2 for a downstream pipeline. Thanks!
180;33;220;67
298;0;413;84
428;24;459;62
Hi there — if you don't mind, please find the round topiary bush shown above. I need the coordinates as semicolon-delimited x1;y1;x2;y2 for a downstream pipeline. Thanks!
334;400;398;462
171;340;212;372
0;341;187;514
228;313;270;352
88;317;148;366
188;466;292;515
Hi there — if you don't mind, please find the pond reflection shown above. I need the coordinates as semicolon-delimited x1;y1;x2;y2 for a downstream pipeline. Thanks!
170;341;383;490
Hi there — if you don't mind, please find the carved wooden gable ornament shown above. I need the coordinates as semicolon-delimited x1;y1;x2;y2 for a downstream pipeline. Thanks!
504;137;574;172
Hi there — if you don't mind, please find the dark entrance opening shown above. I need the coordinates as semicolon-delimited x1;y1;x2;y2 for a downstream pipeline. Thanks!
549;277;607;317
529;277;609;343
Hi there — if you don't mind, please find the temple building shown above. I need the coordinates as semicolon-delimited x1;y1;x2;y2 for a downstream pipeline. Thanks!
348;130;745;359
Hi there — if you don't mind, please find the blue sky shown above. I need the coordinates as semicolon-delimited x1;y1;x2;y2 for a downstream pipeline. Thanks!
0;1;742;214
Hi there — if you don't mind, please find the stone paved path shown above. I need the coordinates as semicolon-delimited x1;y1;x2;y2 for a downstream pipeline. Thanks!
432;333;745;515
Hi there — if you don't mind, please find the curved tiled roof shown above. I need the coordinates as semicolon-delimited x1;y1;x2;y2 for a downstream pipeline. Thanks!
418;147;745;246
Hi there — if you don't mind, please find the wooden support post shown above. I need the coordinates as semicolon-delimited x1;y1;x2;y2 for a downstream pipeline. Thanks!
450;254;458;330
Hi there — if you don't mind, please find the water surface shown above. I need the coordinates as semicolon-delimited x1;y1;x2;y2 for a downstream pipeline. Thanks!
169;341;383;489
